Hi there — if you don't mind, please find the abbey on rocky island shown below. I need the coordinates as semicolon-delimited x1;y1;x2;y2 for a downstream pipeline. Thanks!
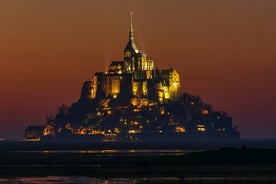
37;13;239;141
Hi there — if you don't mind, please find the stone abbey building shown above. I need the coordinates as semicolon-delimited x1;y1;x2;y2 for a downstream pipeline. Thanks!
81;13;181;105
39;14;239;141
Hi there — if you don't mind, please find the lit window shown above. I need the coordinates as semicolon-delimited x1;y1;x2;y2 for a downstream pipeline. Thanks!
197;124;206;132
202;109;208;115
175;126;186;133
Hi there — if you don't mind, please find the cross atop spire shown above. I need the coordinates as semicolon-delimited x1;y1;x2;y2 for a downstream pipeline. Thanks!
129;11;134;41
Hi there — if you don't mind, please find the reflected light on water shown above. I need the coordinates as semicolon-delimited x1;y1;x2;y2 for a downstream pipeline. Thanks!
1;176;276;184
19;149;192;156
0;176;137;184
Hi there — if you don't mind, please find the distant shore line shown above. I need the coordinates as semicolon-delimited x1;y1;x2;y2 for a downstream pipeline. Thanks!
2;139;276;151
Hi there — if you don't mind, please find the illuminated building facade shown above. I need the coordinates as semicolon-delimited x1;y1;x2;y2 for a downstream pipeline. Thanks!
81;13;181;105
40;13;240;141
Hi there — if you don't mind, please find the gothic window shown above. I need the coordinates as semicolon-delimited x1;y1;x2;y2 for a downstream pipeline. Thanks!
125;51;131;57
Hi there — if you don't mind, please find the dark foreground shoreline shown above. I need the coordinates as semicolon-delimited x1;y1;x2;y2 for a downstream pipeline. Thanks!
1;139;276;184
1;146;276;178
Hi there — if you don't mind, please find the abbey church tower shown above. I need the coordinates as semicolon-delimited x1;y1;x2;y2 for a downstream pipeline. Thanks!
81;13;181;105
124;12;154;72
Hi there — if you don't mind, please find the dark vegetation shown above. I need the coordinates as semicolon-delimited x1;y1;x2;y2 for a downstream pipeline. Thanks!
44;92;239;139
50;92;229;127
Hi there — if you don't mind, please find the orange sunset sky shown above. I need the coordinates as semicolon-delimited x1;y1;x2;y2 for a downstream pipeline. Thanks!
0;0;275;139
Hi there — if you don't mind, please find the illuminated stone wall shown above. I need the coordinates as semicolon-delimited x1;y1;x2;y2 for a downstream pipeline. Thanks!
83;67;181;104
168;69;181;101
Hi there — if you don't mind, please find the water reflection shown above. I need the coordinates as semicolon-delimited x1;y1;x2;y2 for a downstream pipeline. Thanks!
0;176;136;184
17;149;192;156
0;176;276;184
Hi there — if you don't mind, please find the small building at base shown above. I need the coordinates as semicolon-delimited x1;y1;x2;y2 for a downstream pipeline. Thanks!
25;126;44;139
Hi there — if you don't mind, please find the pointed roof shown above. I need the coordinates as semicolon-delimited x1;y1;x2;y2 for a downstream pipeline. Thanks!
125;12;139;53
129;11;134;41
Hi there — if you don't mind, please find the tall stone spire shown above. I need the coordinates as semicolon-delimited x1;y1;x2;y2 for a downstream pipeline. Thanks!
125;11;138;53
129;11;134;41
